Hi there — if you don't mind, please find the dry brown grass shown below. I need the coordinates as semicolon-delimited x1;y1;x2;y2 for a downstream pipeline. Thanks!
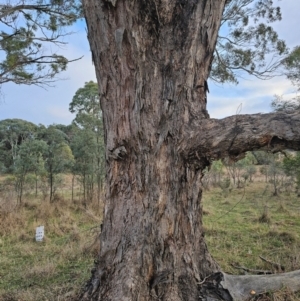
254;287;300;301
1;173;300;300
0;176;103;301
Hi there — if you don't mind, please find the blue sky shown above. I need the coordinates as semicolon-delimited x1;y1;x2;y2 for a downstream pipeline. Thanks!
0;0;299;125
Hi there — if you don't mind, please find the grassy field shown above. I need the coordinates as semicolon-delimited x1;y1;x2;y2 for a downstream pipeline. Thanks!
0;189;102;301
203;181;300;274
1;176;300;300
203;180;300;300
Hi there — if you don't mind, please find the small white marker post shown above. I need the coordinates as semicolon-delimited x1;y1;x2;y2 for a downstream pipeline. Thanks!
35;226;44;242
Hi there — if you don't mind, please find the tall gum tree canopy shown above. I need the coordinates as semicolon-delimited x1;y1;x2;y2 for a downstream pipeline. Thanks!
80;1;300;300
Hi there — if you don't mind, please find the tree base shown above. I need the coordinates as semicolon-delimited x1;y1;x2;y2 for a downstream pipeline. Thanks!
79;269;300;300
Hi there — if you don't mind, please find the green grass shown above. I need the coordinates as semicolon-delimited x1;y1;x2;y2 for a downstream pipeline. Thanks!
203;181;300;275
1;177;300;300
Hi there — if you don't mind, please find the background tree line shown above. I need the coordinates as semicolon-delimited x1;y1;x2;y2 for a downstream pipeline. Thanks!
203;150;300;198
2;80;300;205
0;81;105;204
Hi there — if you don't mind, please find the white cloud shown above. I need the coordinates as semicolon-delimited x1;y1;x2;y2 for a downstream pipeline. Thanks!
46;106;74;123
241;77;294;97
208;74;297;119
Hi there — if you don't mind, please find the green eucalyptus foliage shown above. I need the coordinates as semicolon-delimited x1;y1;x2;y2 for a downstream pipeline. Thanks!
0;1;294;87
283;152;300;196
283;46;300;90
14;138;47;203
71;127;99;202
0;114;104;203
38;125;74;202
251;150;272;165
0;0;81;85
69;81;105;202
0;118;38;170
271;94;300;113
212;0;288;84
69;81;102;128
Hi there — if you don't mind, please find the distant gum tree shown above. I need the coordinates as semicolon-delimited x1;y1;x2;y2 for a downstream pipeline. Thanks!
14;138;47;203
69;81;105;205
39;125;74;202
0;119;37;170
283;152;300;197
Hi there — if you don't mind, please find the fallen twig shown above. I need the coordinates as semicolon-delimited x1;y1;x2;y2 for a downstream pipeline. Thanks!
259;256;285;272
231;264;273;275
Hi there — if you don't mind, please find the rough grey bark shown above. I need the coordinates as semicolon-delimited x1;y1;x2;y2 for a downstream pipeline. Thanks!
80;1;300;300
182;112;300;163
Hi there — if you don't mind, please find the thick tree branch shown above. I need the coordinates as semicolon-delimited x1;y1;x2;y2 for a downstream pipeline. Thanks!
199;271;300;301
182;112;300;165
222;270;300;300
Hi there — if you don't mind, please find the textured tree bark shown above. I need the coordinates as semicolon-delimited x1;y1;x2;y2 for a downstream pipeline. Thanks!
80;1;300;300
182;112;300;162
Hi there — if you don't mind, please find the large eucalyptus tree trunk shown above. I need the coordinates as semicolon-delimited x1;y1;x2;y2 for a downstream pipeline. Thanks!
80;1;300;300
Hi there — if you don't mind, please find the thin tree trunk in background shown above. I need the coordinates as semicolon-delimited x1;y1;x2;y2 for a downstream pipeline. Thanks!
83;173;86;206
19;175;24;204
72;174;75;203
49;163;53;202
80;1;300;300
50;173;53;202
97;135;101;207
35;171;38;197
